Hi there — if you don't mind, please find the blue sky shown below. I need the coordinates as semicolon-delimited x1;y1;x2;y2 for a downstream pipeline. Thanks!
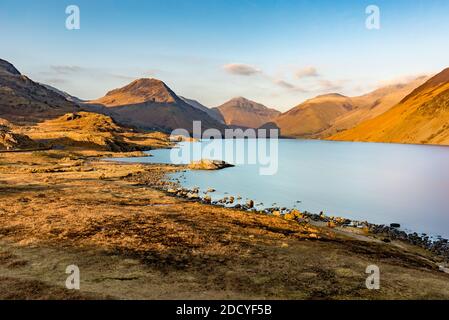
1;0;449;111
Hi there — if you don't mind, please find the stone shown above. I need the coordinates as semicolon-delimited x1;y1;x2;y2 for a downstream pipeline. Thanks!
187;159;234;170
327;221;337;228
390;223;401;228
284;213;295;220
290;209;302;219
246;200;254;209
186;192;199;200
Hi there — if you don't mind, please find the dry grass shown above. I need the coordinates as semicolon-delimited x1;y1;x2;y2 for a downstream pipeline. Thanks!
0;150;449;299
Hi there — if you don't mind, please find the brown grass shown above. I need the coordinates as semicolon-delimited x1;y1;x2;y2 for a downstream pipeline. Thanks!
0;149;449;299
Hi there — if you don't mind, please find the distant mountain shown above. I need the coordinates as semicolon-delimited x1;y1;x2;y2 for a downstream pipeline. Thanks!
318;76;429;137
274;94;354;138
179;96;225;124
213;97;280;128
88;78;225;133
329;68;449;145
0;58;80;124
273;77;427;138
41;83;85;105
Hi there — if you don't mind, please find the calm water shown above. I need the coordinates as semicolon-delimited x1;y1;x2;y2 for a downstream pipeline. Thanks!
112;139;449;238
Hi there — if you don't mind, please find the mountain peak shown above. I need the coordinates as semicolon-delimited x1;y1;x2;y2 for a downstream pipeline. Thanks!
0;59;21;76
94;78;180;106
214;97;280;128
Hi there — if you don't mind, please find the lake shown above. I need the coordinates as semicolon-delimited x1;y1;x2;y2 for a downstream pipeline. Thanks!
112;139;449;238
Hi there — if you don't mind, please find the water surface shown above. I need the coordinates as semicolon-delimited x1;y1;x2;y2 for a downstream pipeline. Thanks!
112;139;449;238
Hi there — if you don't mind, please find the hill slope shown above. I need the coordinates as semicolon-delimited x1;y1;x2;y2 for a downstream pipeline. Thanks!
273;77;427;139
274;94;354;138
0;125;39;150
89;79;224;133
329;68;449;145
0;59;79;124
179;96;225;124
213;97;280;128
319;76;428;137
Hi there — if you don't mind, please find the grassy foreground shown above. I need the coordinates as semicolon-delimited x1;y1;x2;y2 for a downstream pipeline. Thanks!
0;145;449;300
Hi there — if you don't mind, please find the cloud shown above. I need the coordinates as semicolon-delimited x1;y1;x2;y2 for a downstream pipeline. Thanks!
44;65;135;82
295;66;319;79
44;78;69;85
318;79;344;91
274;79;308;92
377;74;428;87
50;65;84;74
223;63;261;76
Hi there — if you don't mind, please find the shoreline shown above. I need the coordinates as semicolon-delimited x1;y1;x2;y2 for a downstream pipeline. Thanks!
158;173;449;260
1;148;449;299
125;147;449;260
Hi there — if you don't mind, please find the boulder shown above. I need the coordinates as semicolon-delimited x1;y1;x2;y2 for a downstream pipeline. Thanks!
203;195;212;204
186;192;199;200
187;159;234;170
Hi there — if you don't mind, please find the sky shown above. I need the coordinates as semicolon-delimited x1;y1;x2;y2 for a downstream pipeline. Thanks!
1;0;449;111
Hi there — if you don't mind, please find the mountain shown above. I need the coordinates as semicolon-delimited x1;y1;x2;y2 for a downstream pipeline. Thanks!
274;94;354;138
88;78;225;133
0;58;80;124
318;76;429;137
273;77;428;138
329;68;449;145
213;97;280;128
179;96;225;124
41;83;85;104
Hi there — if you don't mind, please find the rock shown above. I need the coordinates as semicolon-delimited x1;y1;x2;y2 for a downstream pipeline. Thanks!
207;188;216;193
246;200;254;209
290;209;303;219
439;265;449;274
229;196;235;204
203;195;212;204
188;159;234;170
167;188;177;194
186;192;199;200
390;223;401;228
284;213;295;220
272;211;281;217
327;221;337;228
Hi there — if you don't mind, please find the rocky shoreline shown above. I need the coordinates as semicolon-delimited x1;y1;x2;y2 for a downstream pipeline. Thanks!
151;171;449;262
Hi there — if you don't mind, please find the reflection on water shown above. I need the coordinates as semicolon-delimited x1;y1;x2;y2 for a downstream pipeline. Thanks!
112;139;449;238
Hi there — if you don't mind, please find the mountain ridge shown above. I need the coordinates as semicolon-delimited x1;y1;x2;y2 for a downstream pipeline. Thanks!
213;97;280;128
329;68;449;145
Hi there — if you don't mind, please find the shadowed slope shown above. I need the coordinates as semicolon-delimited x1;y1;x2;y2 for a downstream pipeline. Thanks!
213;97;280;128
0;59;80;124
89;79;225;133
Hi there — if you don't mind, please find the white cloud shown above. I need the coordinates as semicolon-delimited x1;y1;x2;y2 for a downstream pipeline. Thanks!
223;63;261;76
295;66;319;79
274;79;308;92
318;79;344;91
377;74;428;87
